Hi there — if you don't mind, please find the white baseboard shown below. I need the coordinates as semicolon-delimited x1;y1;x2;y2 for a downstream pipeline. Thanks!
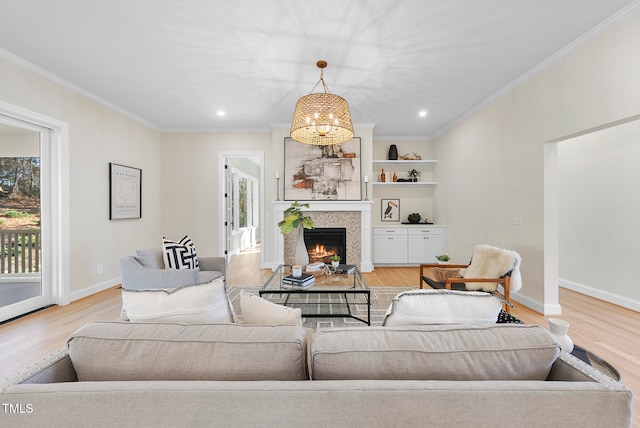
509;292;562;315
68;277;121;304
559;278;640;312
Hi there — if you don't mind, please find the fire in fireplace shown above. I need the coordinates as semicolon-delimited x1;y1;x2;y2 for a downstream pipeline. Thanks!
304;228;346;264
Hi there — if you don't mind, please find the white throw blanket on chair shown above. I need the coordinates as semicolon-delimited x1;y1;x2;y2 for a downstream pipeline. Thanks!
463;244;522;293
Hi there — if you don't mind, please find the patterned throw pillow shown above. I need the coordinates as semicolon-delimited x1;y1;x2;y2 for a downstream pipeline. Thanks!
162;235;199;270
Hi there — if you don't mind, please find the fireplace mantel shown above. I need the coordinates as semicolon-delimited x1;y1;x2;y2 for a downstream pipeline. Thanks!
273;201;373;272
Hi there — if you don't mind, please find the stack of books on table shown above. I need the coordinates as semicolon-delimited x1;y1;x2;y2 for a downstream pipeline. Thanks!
282;273;315;289
335;264;356;274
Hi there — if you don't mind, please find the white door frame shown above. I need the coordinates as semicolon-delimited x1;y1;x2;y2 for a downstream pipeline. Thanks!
218;151;264;268
0;100;70;320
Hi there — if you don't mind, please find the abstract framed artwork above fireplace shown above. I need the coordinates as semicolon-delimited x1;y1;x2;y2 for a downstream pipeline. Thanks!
283;137;361;201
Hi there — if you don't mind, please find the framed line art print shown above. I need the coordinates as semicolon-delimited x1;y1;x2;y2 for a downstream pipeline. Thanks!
381;199;400;222
284;137;362;201
109;163;141;220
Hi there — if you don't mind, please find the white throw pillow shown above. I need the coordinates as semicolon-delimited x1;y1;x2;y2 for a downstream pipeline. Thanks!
240;291;302;326
162;235;199;270
383;289;502;326
121;277;234;323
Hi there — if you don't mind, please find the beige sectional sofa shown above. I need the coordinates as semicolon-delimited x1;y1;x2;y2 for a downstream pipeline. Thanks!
1;322;633;427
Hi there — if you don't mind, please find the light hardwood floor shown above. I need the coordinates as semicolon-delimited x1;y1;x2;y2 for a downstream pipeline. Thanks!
1;247;638;426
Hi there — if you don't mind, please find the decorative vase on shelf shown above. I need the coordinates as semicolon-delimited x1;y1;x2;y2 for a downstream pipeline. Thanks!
388;144;398;160
294;227;309;266
548;318;574;353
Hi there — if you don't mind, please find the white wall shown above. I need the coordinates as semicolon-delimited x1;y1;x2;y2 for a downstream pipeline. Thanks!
159;131;271;258
0;55;163;297
558;118;640;310
434;11;640;313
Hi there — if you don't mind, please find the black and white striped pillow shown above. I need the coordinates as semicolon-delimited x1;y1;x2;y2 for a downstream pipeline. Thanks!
162;236;199;270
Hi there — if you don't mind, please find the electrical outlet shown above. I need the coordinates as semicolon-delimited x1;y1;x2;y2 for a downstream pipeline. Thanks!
513;214;523;225
97;265;103;274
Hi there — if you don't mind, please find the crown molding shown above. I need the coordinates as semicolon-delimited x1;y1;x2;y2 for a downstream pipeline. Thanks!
434;1;640;139
161;127;271;133
0;48;160;130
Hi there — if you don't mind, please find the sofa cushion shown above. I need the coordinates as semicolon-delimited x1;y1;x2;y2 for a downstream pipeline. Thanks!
240;291;302;326
383;290;503;326
134;247;165;269
68;322;308;381
310;324;560;381
121;276;233;323
162;235;199;270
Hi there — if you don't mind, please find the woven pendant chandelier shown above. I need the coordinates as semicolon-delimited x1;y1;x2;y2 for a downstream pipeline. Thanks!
290;60;354;146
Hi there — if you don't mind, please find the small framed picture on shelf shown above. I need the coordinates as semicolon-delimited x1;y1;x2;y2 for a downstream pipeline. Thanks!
381;199;400;222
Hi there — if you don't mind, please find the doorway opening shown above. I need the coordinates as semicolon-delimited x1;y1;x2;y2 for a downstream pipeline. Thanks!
220;152;264;286
0;102;69;323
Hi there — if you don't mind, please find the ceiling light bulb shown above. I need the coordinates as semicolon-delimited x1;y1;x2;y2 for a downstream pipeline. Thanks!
217;110;225;117
419;110;428;117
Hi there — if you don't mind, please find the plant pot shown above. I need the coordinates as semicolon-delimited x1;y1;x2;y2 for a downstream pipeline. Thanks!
294;227;309;266
331;261;340;268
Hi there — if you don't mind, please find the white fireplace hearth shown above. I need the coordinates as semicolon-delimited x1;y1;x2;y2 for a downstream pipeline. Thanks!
273;201;373;272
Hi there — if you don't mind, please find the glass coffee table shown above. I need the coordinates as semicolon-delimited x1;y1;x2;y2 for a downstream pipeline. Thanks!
259;264;371;325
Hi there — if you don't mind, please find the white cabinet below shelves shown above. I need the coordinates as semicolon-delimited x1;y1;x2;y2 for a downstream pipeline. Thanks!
373;228;407;264
407;229;444;264
373;226;445;265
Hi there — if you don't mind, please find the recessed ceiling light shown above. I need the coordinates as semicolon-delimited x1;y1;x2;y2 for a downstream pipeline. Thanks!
418;110;428;118
217;110;226;117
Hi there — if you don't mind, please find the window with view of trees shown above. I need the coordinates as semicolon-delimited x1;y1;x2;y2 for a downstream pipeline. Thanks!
0;157;41;273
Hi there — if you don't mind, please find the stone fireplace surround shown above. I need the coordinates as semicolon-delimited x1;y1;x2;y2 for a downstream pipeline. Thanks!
273;201;373;272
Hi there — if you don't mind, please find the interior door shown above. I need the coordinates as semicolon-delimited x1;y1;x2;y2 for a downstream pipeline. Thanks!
0;117;50;322
224;161;233;266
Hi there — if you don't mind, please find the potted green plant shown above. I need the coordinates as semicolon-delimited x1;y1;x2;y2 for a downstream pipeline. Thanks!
330;254;341;268
407;212;421;223
435;253;451;263
407;169;421;182
277;201;315;234
278;201;315;265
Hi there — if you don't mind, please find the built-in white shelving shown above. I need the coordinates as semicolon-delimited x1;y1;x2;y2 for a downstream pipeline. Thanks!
372;160;438;165
372;159;438;185
372;181;438;186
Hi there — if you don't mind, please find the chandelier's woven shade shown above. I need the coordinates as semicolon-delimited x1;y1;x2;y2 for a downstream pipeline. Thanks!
290;92;354;146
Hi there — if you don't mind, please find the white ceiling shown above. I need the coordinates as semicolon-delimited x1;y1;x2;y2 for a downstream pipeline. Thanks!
0;0;638;137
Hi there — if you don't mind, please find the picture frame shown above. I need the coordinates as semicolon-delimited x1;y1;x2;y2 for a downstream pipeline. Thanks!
284;137;361;201
381;199;400;222
109;163;141;220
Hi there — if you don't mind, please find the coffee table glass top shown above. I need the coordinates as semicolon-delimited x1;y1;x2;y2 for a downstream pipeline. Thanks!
259;264;371;325
260;264;369;292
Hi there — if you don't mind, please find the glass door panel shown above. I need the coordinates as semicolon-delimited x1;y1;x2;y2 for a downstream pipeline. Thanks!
0;118;47;322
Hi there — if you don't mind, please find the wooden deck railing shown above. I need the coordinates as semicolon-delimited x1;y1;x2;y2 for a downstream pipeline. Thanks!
0;230;41;274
